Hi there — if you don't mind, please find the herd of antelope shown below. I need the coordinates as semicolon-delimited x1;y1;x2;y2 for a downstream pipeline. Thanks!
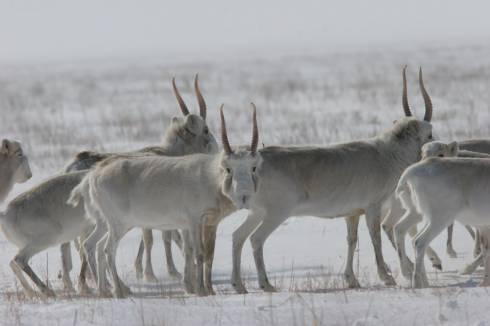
2;66;490;299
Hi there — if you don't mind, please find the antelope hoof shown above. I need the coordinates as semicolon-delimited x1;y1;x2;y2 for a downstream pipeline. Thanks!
447;248;457;259
383;275;397;286
120;282;132;296
232;282;248;294
344;273;361;288
401;260;414;280
77;282;92;296
168;270;183;280
260;282;277;293
432;263;442;271
43;287;56;298
135;265;143;280
206;285;216;295
184;281;195;295
98;288;113;298
113;289;127;299
22;288;38;300
197;286;208;297
479;280;490;287
413;274;428;289
63;282;76;293
144;272;158;283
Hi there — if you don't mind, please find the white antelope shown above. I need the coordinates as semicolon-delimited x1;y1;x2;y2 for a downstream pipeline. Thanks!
0;171;91;298
0;139;32;201
380;140;490;271
60;75;218;286
394;145;490;288
230;67;435;293
444;139;490;258
423;141;490;273
393;141;490;282
68;105;259;298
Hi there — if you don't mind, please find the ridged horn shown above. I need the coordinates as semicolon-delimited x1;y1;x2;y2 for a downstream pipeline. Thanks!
220;104;233;154
194;74;206;120
172;77;189;116
250;103;258;154
419;67;433;122
402;65;412;117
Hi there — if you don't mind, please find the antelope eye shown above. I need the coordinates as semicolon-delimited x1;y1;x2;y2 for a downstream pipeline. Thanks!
438;154;444;157
226;168;231;173
204;127;209;135
428;134;433;140
252;166;256;172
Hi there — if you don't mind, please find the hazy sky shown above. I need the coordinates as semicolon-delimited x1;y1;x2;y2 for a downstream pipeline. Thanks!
1;0;489;64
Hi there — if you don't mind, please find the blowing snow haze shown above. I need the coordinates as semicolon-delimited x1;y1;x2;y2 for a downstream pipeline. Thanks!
1;0;490;64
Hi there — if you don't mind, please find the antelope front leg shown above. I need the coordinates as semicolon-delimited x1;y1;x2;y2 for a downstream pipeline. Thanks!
12;248;56;298
142;229;158;282
163;230;182;279
60;242;75;292
446;224;457;258
203;224;218;295
134;239;144;280
231;213;262;294
182;230;195;294
191;221;206;296
250;213;288;292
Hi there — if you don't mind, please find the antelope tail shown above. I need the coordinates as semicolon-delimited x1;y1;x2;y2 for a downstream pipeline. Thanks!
0;211;7;223
395;173;410;200
67;175;90;207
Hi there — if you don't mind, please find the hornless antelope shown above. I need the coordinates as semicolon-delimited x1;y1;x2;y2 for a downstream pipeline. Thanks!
60;75;218;286
0;171;92;298
392;141;490;281
230;67;435;293
444;139;490;258
68;104;259;298
395;150;490;288
381;140;490;272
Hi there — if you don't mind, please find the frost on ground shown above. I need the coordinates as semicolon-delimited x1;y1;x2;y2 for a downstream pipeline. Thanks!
1;44;490;325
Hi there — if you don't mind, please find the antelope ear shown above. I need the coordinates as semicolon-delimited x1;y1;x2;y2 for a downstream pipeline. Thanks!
448;141;459;156
1;139;10;155
171;116;181;126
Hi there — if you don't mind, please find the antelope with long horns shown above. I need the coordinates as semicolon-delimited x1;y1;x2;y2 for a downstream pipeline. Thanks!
229;67;435;293
59;75;218;290
68;104;260;298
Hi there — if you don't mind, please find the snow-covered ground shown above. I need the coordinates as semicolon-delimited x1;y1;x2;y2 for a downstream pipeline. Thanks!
1;44;490;325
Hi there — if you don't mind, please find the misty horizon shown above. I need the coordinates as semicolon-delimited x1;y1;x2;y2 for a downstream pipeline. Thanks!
1;1;490;65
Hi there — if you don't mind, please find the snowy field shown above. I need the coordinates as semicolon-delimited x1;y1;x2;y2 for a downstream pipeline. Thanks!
1;44;490;325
